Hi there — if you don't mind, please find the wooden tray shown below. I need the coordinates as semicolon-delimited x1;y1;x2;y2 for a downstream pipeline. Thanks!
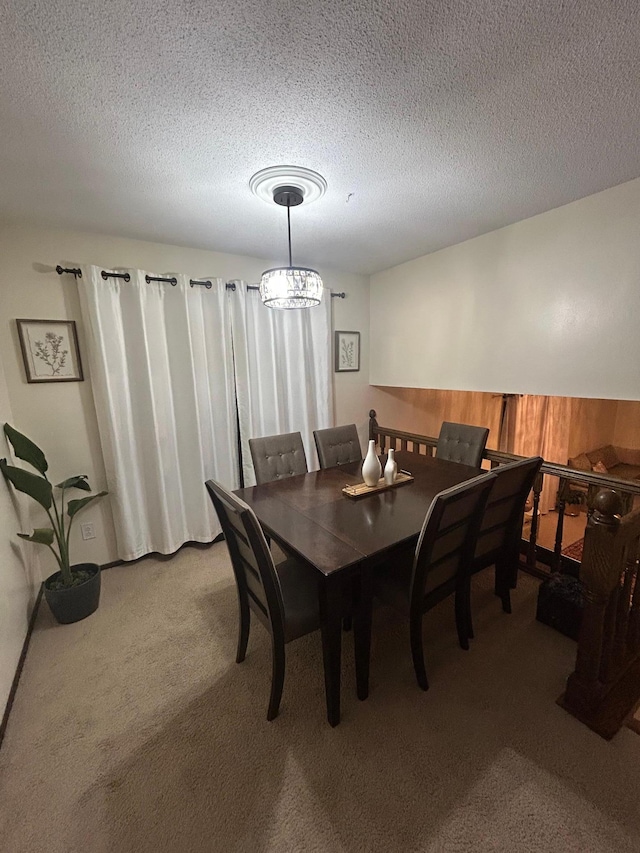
342;472;414;499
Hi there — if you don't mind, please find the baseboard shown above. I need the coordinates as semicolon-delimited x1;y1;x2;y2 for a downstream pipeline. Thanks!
0;534;225;750
100;534;224;571
0;582;44;751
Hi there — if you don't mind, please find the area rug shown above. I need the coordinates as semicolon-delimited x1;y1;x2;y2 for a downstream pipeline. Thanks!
561;538;584;562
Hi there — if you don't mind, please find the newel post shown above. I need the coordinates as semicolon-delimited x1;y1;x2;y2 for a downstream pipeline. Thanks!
368;409;378;443
564;489;622;714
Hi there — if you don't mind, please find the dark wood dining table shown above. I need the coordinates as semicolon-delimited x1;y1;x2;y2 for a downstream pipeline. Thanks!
234;451;480;726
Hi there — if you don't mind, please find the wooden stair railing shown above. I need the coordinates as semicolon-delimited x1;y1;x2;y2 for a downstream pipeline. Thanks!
559;489;640;739
367;410;640;738
368;409;640;576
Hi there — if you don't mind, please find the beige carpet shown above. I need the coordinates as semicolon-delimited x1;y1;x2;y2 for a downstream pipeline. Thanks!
1;544;640;853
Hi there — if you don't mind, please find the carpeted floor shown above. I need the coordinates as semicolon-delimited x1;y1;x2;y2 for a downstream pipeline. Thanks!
1;543;640;853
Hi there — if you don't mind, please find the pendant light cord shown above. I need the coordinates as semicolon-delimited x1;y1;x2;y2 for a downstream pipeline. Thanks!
287;200;293;268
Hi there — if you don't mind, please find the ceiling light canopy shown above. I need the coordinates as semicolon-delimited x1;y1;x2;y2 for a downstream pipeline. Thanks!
251;167;327;310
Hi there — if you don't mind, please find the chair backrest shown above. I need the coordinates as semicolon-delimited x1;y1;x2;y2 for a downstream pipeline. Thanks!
249;431;308;485
205;479;284;638
314;424;362;469
474;456;543;565
411;471;496;613
436;422;489;467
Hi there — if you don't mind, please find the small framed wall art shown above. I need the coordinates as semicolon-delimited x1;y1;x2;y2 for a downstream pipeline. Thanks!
16;319;84;383
335;330;360;373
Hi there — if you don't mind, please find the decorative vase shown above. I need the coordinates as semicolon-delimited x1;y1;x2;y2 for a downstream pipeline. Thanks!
384;448;398;486
362;439;382;487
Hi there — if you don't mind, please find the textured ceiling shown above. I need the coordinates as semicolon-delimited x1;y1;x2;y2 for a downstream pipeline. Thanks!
1;0;640;275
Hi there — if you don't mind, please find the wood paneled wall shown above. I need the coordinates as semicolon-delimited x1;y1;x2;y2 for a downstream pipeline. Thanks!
370;387;637;463
369;387;502;449
614;402;640;449
567;398;619;459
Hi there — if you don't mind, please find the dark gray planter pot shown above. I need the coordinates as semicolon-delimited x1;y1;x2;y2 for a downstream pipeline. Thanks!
44;563;101;624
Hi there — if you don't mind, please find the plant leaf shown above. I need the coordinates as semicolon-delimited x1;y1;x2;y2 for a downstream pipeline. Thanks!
17;527;55;545
3;423;48;474
67;491;108;518
0;459;52;509
56;475;91;491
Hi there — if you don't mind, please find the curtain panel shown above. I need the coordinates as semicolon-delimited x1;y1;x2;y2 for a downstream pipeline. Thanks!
230;281;334;486
78;267;238;560
513;395;571;514
77;269;334;560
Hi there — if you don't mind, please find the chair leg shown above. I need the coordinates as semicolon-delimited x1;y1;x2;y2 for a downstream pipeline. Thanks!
236;596;250;663
454;587;470;651
410;615;429;691
267;638;286;721
496;561;512;614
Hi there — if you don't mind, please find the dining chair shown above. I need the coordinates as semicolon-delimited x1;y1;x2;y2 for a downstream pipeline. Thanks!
436;422;489;468
467;456;543;629
373;471;496;691
249;431;308;485
314;424;362;469
205;478;321;721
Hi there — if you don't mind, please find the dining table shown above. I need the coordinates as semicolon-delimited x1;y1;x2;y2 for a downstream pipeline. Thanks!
234;450;481;726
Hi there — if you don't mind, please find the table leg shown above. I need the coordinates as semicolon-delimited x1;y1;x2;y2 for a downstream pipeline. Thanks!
353;568;373;701
319;575;343;727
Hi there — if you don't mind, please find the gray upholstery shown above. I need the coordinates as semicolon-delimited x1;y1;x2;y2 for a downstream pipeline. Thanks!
372;471;497;690
474;456;543;563
314;424;362;469
436;422;489;468
249;432;308;485
205;478;320;720
375;472;497;611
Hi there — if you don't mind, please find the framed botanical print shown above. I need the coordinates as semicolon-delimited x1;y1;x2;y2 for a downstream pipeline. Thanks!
16;319;84;383
335;330;360;373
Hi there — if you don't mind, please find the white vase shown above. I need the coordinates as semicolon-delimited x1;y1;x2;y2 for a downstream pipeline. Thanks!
384;448;398;486
362;439;382;487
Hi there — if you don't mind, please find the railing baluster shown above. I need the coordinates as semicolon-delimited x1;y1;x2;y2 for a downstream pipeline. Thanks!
629;550;640;653
366;410;640;578
554;487;566;573
527;472;543;570
614;560;634;673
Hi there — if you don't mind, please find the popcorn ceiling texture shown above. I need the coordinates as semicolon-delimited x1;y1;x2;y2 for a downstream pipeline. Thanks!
0;0;639;274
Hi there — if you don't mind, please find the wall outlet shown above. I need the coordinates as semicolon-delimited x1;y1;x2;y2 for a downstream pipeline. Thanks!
81;522;96;541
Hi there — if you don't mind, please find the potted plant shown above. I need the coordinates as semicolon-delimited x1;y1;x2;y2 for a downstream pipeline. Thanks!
1;423;107;624
564;489;584;517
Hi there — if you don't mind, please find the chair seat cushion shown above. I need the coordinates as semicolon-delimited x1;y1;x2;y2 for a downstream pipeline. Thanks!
276;557;321;642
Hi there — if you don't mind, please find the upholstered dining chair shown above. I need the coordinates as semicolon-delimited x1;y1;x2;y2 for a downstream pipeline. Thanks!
436;422;489;468
249;431;308;485
314;424;362;469
205;479;321;721
467;456;543;628
373;471;496;691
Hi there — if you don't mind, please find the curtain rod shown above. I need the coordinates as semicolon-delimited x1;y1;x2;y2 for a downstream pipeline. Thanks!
55;265;346;297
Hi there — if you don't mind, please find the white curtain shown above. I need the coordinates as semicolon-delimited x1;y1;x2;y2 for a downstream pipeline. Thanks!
230;282;333;486
78;267;238;561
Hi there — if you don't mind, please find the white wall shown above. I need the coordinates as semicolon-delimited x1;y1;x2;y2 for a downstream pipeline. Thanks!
0;358;40;717
370;177;640;401
0;223;369;569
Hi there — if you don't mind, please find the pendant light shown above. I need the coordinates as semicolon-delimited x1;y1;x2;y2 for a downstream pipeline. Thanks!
259;185;323;309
